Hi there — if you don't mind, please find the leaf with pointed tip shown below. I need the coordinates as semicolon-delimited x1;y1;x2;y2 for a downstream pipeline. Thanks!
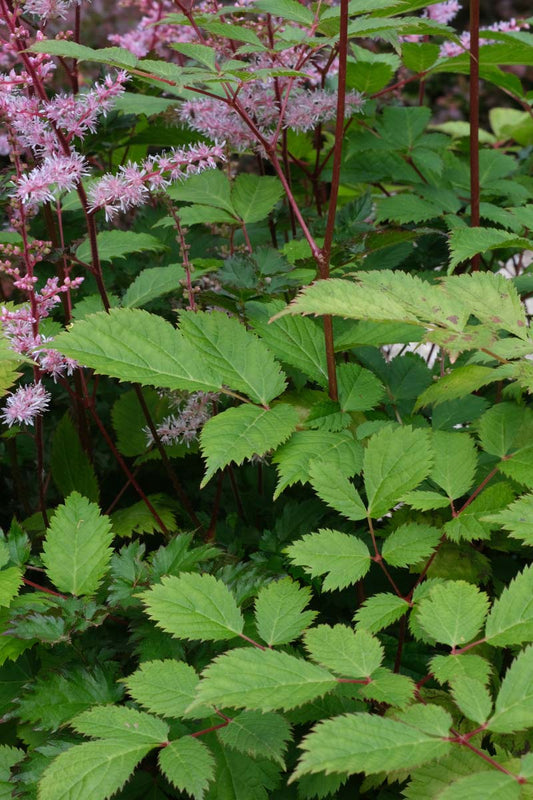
451;677;492;725
71;706;169;744
381;522;441;568
430;431;477;499
361;668;415;708
200;403;299;486
217;710;291;767
354;593;410;633
477;402;531;457
286;529;371;592
484;493;533;546
38;739;153;800
292;712;450;779
437;772;521;800
255;578;316;646
179;310;286;405
415;366;504;409
336;363;385;412
141;573;244;642
231;174;283;223
417;581;489;647
485;564;533;646
0;567;22;608
122;265;185;309
125;659;206;719
190;648;336;712
363;426;433;517
159;737;215;800
304;625;383;678
51;414;99;502
430;654;492;686
308;461;366;521
489;646;533;733
42;492;113;596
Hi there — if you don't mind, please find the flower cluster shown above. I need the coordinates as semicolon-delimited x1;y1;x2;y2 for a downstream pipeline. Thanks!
0;381;51;428
15;152;89;208
87;142;226;220
144;391;219;447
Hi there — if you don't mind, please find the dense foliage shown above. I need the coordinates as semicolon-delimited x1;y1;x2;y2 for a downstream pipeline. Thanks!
1;0;533;797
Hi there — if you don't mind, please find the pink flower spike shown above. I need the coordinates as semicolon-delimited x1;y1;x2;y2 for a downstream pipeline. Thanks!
1;381;51;427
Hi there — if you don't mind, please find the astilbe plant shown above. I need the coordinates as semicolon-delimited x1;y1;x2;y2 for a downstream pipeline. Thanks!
1;0;533;798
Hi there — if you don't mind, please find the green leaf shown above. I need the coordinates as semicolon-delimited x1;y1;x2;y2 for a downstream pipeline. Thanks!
437;772;522;800
159;737;215;800
0;567;23;608
477;402;531;457
71;705;169;744
111;495;177;538
168;170;235;214
363;426;433;517
361;668;415;708
205;739;275;800
354;593;410;633
42;492;113;596
430;654;492;686
17;666;122;730
336;363;385;412
273;429;362;498
286;529;371;592
451;677;492;725
246;300;328;387
255;578;316;646
29;40;138;67
489;646;533;733
141;573;244;642
112;388;170;457
254;0;315;25
292;712;450;779
0;746;23;800
308;461;367;521
417;581;489;648
485;564;533;647
444;482;515;543
38;739;152;800
125;659;204;719
376;194;446;224
200;404;298;487
217;710;291;767
499;445;533;488
190;648;336;712
430;431;477;500
121;265;185;308
381;522;441;568
485;493;533;546
448;227;533;272
76;231;166;264
445;272;528;339
304;625;383;678
415;366;501;408
50;414;99;502
401;490;450;510
179;310;286;405
171;42;216;70
231;175;283;223
52;309;222;392
402;42;440;71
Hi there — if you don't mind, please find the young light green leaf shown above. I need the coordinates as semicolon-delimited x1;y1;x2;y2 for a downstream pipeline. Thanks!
273;429;362;498
292;712;450;779
71;705;169;744
231;174;283;223
217;710;291;767
255;578;316;646
38;739;152;800
484;493;533;546
354;593;410;633
159;737;215;800
52;309;222;392
451;677;492;725
381;522;441;568
401;490;450;510
190;648;337;712
125;660;205;719
0;567;23;608
200;403;299;486
42;492;113;596
308;461;366;521
415;365;502;409
361;668;415;708
445;272;529;339
499;444;533;488
448;227;533;273
141;573;244;642
179;310;286;405
417;581;489;648
121;265;185;309
51;414;99;502
285;529;371;592
430;654;492;686
246;300;328;387
76;230;166;264
304;625;383;678
489;646;533;733
336;363;385;412
168;169;235;214
363;425;433;517
485;564;533;646
430;431;477;499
